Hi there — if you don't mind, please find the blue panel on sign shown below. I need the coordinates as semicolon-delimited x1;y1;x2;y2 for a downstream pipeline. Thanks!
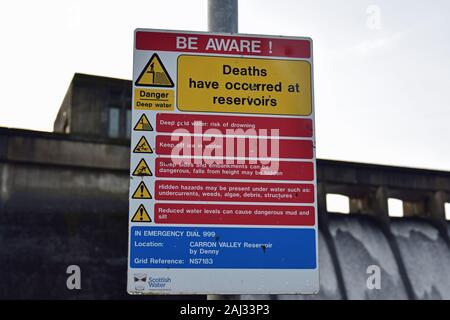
130;227;316;269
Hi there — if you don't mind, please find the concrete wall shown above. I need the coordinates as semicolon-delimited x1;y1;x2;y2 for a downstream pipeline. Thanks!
0;128;129;215
391;219;450;299
1;127;449;299
326;215;408;299
0;128;130;299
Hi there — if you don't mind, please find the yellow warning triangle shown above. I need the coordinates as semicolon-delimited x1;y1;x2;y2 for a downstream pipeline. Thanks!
132;159;153;176
131;204;152;222
135;53;174;88
133;136;153;154
134;114;153;131
132;181;152;199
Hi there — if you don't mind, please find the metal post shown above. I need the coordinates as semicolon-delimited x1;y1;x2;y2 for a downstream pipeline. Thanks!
206;0;238;302
208;0;238;33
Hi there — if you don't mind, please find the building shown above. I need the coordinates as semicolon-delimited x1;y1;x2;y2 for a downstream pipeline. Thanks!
1;73;449;299
54;73;132;140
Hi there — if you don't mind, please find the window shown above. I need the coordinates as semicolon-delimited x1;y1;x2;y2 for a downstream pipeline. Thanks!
126;110;131;139
108;108;120;138
63;119;70;134
388;198;404;217
326;194;350;214
445;203;450;221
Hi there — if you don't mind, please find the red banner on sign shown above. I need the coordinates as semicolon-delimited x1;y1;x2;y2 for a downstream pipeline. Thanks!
155;181;314;203
154;203;315;226
156;113;313;138
155;158;314;181
135;31;311;58
155;135;313;159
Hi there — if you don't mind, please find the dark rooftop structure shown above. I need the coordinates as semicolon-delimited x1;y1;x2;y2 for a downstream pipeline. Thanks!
54;73;132;140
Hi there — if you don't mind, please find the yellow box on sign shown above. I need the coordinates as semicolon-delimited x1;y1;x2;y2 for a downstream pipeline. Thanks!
177;55;312;116
134;88;174;111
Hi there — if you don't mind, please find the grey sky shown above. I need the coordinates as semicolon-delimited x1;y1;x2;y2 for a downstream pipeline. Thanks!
1;0;449;170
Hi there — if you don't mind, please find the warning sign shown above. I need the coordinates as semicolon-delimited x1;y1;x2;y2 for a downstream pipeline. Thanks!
177;55;312;116
135;53;174;87
134;88;174;111
132;159;152;176
134;114;153;131
131;204;152;222
133;136;153;154
128;29;318;296
132;181;152;199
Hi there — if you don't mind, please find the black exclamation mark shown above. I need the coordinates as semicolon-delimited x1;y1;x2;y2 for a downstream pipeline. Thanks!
140;184;144;198
139;207;144;221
